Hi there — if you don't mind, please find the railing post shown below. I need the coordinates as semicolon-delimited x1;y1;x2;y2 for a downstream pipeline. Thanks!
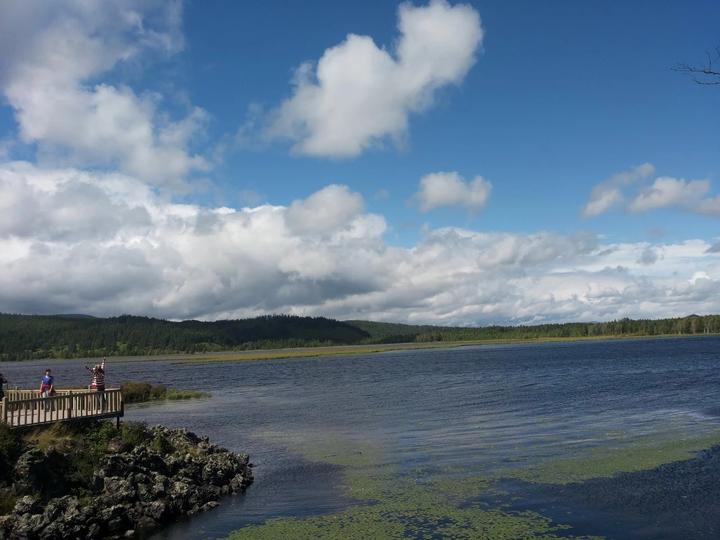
68;392;73;420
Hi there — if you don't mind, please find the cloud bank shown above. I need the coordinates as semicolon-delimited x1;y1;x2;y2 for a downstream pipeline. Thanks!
267;0;483;157
1;161;719;325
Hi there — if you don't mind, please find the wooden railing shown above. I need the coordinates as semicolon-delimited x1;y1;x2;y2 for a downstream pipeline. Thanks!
5;388;95;401
0;389;123;429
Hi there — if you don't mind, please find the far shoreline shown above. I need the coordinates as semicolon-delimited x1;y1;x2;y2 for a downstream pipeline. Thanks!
3;332;718;366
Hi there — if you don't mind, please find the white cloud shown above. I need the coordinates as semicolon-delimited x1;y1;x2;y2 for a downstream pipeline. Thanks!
0;0;207;189
696;196;720;216
415;171;492;212
629;177;710;213
266;0;483;157
285;184;367;235
583;165;720;219
1;161;719;325
582;163;654;217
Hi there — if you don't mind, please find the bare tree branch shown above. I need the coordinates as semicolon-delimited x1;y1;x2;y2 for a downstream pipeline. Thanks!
673;47;720;85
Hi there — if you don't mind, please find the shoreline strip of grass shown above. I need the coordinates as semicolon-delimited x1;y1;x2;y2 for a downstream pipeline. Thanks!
120;382;210;404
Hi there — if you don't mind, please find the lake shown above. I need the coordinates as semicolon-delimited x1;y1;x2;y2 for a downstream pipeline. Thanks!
2;336;720;539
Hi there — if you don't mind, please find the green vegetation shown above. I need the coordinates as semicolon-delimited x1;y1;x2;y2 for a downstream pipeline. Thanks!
1;312;719;362
226;437;602;540
120;381;209;404
500;431;720;485
0;424;21;513
0;314;370;361
0;420;160;510
351;313;720;343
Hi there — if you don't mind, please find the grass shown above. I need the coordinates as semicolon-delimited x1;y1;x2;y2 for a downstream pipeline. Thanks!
180;332;719;365
120;381;210;404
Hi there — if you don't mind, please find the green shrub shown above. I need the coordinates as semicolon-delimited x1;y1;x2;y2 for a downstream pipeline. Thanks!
82;420;119;457
151;432;173;455
149;384;167;400
0;424;21;484
121;382;153;403
120;422;150;447
0;488;16;515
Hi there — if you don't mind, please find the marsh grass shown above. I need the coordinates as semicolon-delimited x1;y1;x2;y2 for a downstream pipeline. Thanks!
121;382;209;404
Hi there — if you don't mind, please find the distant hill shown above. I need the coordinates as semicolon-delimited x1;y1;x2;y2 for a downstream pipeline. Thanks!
0;314;369;361
0;312;719;362
350;315;720;343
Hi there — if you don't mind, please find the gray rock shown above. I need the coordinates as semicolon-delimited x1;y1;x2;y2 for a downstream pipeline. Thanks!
3;424;253;539
12;496;40;515
103;477;136;503
200;501;219;512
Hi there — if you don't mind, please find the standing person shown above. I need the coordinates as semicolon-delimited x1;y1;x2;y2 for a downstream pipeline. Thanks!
0;372;6;401
39;369;55;397
85;358;106;410
39;369;55;411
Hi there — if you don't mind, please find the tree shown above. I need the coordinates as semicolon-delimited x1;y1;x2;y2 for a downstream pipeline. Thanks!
674;47;720;85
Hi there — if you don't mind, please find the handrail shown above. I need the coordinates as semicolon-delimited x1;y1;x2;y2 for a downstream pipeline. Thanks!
5;388;100;401
0;389;123;429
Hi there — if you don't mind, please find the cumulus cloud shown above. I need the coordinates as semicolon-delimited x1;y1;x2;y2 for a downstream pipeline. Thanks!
415;171;492;212
1;161;719;325
0;0;208;189
285;184;366;235
629;177;710;213
583;165;720;218
582;163;654;217
266;0;483;157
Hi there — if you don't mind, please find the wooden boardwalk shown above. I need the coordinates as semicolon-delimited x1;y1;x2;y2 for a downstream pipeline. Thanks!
0;388;124;429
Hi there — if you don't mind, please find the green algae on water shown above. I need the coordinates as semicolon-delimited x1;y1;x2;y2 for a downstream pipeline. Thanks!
226;436;604;540
226;503;600;540
501;430;720;485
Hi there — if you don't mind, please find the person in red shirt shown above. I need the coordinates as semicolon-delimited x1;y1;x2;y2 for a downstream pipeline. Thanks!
85;359;106;410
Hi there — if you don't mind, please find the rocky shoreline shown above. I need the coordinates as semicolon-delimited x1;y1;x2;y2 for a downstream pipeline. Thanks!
0;422;253;539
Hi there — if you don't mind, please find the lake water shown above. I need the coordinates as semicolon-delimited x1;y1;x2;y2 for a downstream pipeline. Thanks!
2;336;720;539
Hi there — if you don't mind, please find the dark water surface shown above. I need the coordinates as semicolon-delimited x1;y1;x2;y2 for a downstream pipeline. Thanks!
2;336;720;539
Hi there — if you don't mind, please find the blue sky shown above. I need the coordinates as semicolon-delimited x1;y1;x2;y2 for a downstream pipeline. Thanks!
175;0;720;244
0;1;718;324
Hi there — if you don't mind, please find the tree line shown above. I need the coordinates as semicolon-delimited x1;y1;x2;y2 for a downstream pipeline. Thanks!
0;313;719;362
0;314;369;361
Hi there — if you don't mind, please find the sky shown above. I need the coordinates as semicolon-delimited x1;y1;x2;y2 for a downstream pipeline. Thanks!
0;0;718;325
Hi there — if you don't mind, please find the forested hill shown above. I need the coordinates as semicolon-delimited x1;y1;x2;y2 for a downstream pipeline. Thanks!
351;314;720;343
0;314;369;361
1;313;719;362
